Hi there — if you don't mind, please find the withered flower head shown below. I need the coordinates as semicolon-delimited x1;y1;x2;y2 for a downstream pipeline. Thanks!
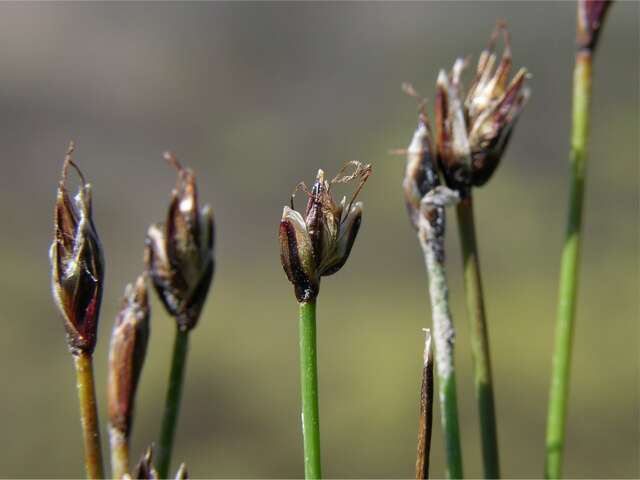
145;153;214;331
577;0;612;51
436;23;530;193
279;161;371;302
403;104;441;230
107;275;150;436
135;446;159;480
50;143;104;355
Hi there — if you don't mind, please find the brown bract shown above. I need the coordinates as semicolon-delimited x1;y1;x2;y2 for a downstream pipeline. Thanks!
134;446;159;480
107;275;150;435
279;162;371;302
50;143;104;355
403;112;440;230
577;0;613;51
174;463;189;480
145;153;214;331
435;23;530;193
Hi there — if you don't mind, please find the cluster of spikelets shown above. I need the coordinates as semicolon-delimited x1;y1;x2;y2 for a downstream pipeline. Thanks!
50;145;214;479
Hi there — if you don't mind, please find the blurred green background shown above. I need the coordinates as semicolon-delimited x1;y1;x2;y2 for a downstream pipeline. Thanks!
0;2;637;478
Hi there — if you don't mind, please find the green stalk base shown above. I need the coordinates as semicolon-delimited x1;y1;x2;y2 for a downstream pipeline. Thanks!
440;374;463;479
456;196;500;479
157;328;190;478
299;301;322;479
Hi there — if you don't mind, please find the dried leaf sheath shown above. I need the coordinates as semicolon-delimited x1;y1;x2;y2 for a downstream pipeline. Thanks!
416;330;434;480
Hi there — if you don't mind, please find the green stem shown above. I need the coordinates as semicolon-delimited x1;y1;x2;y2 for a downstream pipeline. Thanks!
74;352;105;479
298;301;322;479
456;195;500;479
418;200;463;479
545;50;592;479
157;327;190;478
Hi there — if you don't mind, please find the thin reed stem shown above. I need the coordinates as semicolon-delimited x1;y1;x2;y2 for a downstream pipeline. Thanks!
109;425;129;479
418;195;463;479
456;195;500;478
298;300;322;479
74;352;105;479
415;330;434;480
545;49;592;479
157;327;190;478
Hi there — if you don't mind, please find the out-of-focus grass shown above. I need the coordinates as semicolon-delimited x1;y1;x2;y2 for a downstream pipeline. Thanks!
0;2;637;478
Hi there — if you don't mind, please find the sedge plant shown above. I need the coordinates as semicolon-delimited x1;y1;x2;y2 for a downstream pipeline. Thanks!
145;153;215;478
49;143;105;479
433;24;530;478
279;162;372;479
402;103;464;479
545;2;612;477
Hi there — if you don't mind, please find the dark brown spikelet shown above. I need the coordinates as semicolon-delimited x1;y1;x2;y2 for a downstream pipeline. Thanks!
279;163;371;302
50;142;105;355
145;152;215;331
435;23;530;193
279;210;318;302
107;275;150;435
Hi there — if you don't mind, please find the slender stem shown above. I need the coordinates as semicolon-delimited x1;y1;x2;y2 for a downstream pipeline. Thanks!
545;50;592;479
419;202;463;479
415;330;434;480
74;352;105;479
456;195;500;478
298;300;322;479
157;327;190;478
109;425;129;479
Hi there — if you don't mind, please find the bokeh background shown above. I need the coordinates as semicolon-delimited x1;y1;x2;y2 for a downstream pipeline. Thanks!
0;2;637;478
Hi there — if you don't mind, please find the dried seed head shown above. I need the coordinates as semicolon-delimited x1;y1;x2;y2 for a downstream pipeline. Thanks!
436;23;530;193
145;153;215;331
175;463;189;480
135;446;159;480
279;162;371;302
107;275;150;436
49;143;104;355
577;0;613;51
403;110;440;230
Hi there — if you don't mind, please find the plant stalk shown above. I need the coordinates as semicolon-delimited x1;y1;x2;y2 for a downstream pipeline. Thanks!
109;425;129;479
74;352;105;479
157;327;190;478
545;49;592;479
418;200;463;479
298;300;322;479
456;195;500;478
